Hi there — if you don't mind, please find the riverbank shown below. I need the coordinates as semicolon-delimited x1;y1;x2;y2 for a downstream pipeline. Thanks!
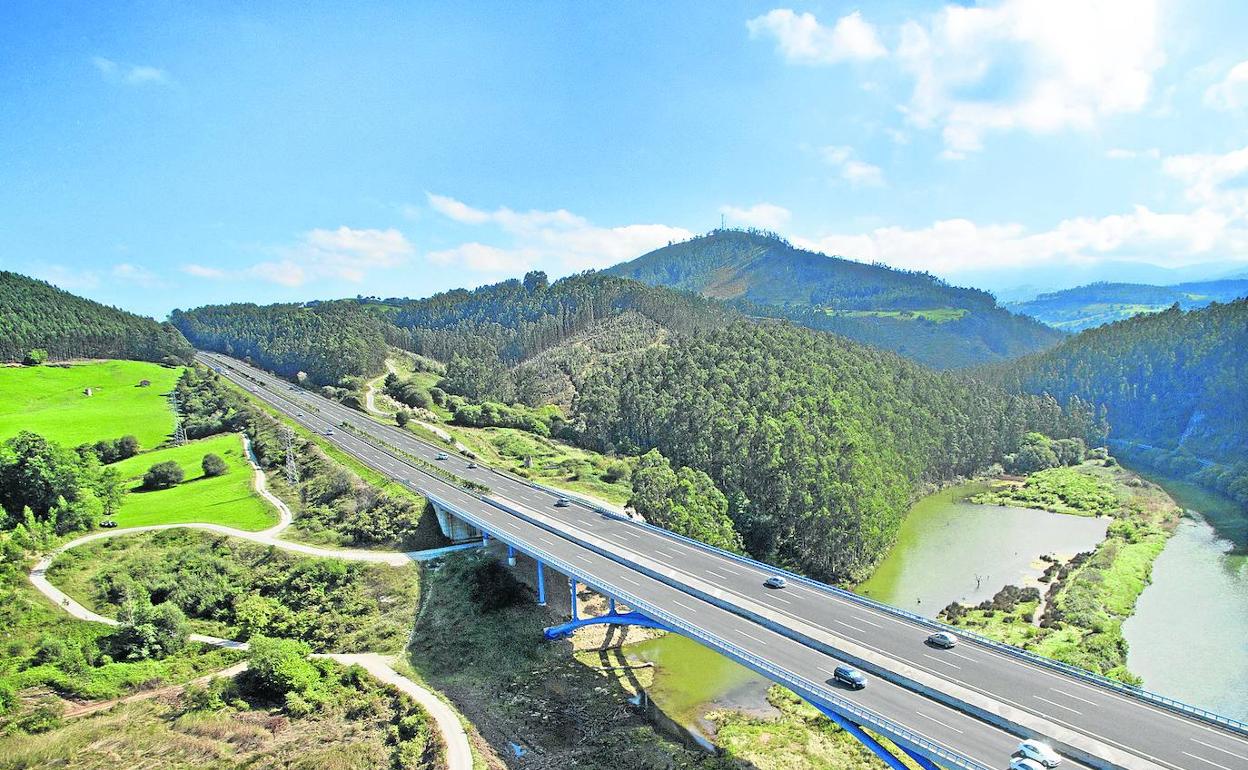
938;458;1182;683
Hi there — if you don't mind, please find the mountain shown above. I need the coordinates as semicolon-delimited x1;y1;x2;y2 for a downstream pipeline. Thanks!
0;271;193;364
604;229;1064;369
988;299;1248;505
1006;279;1248;332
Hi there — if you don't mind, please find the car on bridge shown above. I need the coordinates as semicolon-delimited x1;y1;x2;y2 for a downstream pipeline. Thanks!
831;664;866;690
763;575;788;589
1008;758;1046;770
926;631;957;648
467;461;477;468
1017;740;1061;767
436;452;449;460
554;497;571;507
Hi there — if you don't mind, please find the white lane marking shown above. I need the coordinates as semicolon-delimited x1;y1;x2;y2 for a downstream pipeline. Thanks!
703;569;728;580
1183;752;1234;770
913;710;964;734
817;666;837;677
1033;695;1081;715
833;620;866;634
853;616;883;629
1050;687;1098;707
672;599;701;613
735;628;769;645
615;575;639;586
769;595;792;605
922;653;961;670
571;554;592;564
1192;739;1248;763
537;536;557;545
948;650;976;663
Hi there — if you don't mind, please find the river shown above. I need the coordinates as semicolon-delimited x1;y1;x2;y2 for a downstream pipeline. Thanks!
1121;473;1248;720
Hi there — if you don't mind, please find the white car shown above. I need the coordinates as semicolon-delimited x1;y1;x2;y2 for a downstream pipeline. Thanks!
1009;759;1046;770
1017;740;1061;768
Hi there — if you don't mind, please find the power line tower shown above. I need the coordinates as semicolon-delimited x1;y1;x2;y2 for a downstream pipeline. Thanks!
280;426;298;485
170;394;188;446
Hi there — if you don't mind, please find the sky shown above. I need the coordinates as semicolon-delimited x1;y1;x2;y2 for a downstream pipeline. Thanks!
2;0;1248;317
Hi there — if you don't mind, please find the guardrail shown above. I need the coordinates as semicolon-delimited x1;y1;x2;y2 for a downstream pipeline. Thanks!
204;352;1248;738
420;490;993;770
526;477;1248;738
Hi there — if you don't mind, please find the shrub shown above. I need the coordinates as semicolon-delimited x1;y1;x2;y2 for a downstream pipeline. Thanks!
23;348;48;366
144;460;184;489
245;636;319;698
113;597;189;660
201;453;228;478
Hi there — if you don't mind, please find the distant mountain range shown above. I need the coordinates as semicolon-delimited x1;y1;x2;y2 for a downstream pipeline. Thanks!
605;229;1063;369
1006;279;1248;332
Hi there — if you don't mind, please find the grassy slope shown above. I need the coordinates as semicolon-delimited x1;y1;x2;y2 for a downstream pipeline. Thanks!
0;361;182;449
110;433;277;531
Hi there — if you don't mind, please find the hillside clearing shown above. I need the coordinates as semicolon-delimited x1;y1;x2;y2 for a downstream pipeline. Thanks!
0;360;182;449
110;433;277;531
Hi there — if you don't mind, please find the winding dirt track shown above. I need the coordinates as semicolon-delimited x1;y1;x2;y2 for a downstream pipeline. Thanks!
26;433;473;770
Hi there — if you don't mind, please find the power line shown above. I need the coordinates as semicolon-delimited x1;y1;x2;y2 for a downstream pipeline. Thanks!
280;425;298;485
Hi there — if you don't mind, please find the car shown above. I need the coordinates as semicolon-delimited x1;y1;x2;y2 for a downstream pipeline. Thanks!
288;385;295;391
467;461;477;469
324;428;335;436
554;497;571;507
99;519;117;529
927;631;957;648
831;665;866;690
764;575;788;589
436;452;449;460
1009;759;1046;770
1017;740;1061;768
296;412;303;417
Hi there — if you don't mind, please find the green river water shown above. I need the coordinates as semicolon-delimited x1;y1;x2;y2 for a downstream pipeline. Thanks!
622;474;1248;741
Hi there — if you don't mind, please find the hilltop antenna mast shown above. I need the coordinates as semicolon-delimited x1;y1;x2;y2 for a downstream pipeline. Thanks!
280;426;299;485
170;394;188;446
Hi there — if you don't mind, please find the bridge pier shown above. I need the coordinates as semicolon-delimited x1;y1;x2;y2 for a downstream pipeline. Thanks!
813;703;921;770
507;544;516;567
544;608;673;641
536;560;546;606
569;578;579;620
427;498;483;542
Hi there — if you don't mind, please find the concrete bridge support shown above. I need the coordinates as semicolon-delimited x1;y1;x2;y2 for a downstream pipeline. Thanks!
428;498;482;542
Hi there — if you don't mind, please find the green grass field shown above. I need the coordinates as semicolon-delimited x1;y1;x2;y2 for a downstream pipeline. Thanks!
110;433;277;531
0;360;182;449
818;307;969;323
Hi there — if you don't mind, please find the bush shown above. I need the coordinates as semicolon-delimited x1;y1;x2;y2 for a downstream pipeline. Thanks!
113;596;189;660
143;460;184;489
23;348;48;366
245;636;319;698
201;453;228;478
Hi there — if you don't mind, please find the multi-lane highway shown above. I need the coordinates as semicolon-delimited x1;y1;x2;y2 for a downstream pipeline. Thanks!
199;351;1248;770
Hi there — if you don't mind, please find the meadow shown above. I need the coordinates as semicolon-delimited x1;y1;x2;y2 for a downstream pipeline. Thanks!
110;433;277;531
0;360;182;449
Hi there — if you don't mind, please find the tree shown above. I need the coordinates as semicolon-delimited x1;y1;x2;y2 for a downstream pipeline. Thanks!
23;348;47;365
523;270;549;292
246;635;320;697
116;435;141;458
201;453;228;478
395;409;410;428
114;596;189;660
629;450;743;553
143;460;184;489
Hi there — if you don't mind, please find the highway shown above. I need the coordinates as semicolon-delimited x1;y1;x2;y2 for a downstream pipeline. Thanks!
199;352;1248;770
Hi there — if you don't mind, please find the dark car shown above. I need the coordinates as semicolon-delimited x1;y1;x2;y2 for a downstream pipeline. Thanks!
99;519;118;529
554;497;571;507
832;665;866;690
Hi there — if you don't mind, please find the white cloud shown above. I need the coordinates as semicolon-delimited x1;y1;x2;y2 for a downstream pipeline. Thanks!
747;9;886;64
895;0;1164;154
820;145;885;186
31;265;101;291
425;194;692;274
183;264;227;279
186;227;414;287
720;203;792;230
111;263;164;288
1204;60;1248;110
1106;147;1160;160
1162;145;1248;213
92;56;170;86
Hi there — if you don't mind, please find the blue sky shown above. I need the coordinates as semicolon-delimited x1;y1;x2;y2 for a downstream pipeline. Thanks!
2;0;1248;316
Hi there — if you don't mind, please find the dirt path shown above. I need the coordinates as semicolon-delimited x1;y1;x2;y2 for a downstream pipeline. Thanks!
26;433;473;770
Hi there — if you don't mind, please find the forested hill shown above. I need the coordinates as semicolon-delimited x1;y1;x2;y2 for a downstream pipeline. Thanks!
605;229;1064;369
1006;278;1248;332
0;271;193;364
988;299;1248;505
171;301;389;385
